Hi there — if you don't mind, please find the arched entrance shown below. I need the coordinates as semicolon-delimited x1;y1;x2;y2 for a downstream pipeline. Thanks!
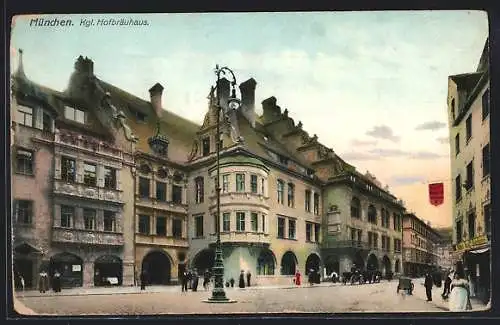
191;249;215;274
257;248;276;275
366;253;379;272
382;255;391;276
94;255;122;286
13;243;42;289
305;253;321;275
50;252;83;288
353;251;365;271
280;251;297;275
395;259;401;273
142;250;171;285
324;255;340;275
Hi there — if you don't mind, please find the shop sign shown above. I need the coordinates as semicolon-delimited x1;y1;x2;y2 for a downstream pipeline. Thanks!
72;264;81;272
454;235;488;252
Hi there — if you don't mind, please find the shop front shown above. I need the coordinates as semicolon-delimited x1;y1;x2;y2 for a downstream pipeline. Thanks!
453;234;490;305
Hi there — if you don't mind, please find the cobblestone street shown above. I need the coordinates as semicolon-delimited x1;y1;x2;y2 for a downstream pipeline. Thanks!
15;280;462;315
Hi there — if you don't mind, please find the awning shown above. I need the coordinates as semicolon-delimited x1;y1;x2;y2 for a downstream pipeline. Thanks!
470;247;490;254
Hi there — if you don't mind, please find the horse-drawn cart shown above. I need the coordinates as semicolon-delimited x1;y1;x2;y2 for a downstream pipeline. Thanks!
397;276;414;295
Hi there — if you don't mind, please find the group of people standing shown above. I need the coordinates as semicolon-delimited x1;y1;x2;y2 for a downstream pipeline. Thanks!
180;268;211;292
34;269;61;293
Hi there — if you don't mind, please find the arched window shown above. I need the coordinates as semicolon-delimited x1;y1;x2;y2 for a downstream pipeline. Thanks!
195;177;204;204
368;205;377;224
350;197;361;218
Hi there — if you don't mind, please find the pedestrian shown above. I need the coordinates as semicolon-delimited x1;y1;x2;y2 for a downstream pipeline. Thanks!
424;271;434;302
140;269;148;291
52;270;62;293
294;269;302;286
442;272;452;300
181;270;188;292
230;278;235;288
19;274;25;293
449;265;472;311
192;269;199;292
308;269;314;286
187;270;193;290
246;270;251;287
38;270;49;293
239;270;246;288
203;269;210;291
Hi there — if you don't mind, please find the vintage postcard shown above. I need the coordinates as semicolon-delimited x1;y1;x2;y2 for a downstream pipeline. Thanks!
9;11;490;315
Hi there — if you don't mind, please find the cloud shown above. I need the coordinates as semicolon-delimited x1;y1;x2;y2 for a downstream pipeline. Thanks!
340;148;448;161
368;148;407;157
410;151;448;160
415;121;447;131
350;139;378;146
366;125;400;142
437;136;449;144
391;176;426;186
341;152;378;161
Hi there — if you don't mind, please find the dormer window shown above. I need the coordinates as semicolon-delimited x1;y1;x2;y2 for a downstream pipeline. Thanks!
136;111;147;122
64;106;86;124
202;137;210;156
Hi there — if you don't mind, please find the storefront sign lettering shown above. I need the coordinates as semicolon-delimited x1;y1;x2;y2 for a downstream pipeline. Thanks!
454;235;488;252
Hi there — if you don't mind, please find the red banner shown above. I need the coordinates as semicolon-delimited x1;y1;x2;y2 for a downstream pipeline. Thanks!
429;182;444;206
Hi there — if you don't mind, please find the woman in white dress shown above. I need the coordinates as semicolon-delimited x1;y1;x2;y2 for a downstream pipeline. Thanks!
449;268;472;311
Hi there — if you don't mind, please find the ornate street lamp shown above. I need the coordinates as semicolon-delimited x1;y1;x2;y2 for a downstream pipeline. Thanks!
205;65;240;303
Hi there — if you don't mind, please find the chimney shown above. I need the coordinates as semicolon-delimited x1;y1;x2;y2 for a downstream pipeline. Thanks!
262;96;280;123
216;77;230;111
149;83;164;118
239;78;257;127
15;49;26;79
74;56;94;77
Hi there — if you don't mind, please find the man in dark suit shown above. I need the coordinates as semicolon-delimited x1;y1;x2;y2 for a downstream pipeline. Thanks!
424;272;434;301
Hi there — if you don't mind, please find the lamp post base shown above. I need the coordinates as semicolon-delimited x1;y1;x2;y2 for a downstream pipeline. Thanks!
203;298;238;304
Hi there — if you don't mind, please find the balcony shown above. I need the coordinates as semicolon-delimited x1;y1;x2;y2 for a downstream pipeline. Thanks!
135;197;188;214
53;180;123;204
135;234;189;248
52;227;124;246
208;231;271;246
210;192;270;210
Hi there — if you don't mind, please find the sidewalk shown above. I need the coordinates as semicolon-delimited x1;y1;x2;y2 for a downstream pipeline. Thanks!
415;280;489;312
16;281;340;298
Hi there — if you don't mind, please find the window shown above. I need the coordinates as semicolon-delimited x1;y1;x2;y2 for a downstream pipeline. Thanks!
172;185;182;204
313;193;320;215
393;213;398;231
484;204;491;235
350;227;356;241
382;236;386;251
386;237;391;251
455;175;462;201
195;215;204;237
64;106;86;124
456;219;463;243
222;213;230;232
60;205;74;228
305;190;311;212
277;217;285;238
373;233;378;248
306;223;313;241
287;183;295;207
236;212;245;232
350;197;361;218
455;133;460;156
213;213;218;233
288;219;296;239
139;177;150;198
451;98;456;120
482;89;490;120
172;218;182;238
236;174;245;192
156;216;167;236
251;174;258;194
103;211;116;232
83;209;96;230
251;213;258;232
357;229;362;243
277;180;284;204
483;143;490;177
156;181;166;201
195;177;204;203
314;224;320;242
466;115;472;142
261;178;265;196
42;111;52;132
136;111;146;122
222;174;229;193
61;157;76;183
16;149;33;175
202;137;210;156
468;212;476;239
104;167;116;189
17;105;33;126
466;161;474;190
138;215;150;234
262;214;266;233
83;162;97;186
15;200;33;224
368;205;377;224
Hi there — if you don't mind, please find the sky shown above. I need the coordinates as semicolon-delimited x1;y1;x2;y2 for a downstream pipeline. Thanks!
10;11;489;228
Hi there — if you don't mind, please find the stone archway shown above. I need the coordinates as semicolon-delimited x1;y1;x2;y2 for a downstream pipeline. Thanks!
382;255;391;276
191;248;215;274
305;253;321;275
257;248;276;275
50;252;83;288
366;253;379;272
353;251;365;271
280;251;298;275
324;255;340;275
142;250;172;285
94;255;122;286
